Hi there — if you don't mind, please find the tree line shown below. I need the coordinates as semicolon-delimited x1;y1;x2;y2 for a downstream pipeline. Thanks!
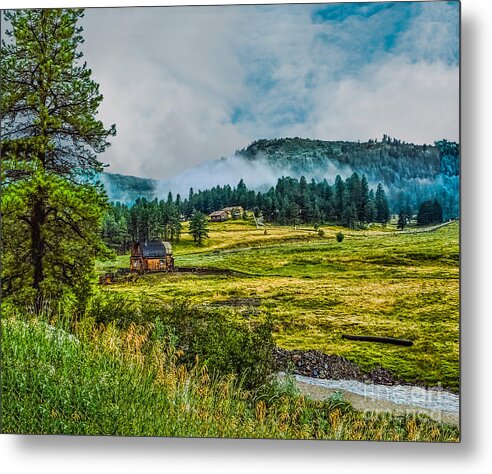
237;137;459;221
103;171;451;253
102;173;393;252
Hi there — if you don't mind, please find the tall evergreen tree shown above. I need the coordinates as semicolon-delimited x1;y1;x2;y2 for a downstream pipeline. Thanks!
397;211;408;230
1;9;116;310
375;183;390;224
334;175;346;221
347;172;362;220
189;211;209;246
343;202;358;229
417;199;443;225
360;175;371;223
168;204;183;243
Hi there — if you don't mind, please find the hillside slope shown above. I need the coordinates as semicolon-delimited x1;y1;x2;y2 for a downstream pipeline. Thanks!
99;137;459;218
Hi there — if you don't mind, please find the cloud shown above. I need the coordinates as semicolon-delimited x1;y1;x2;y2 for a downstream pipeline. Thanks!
393;1;460;64
307;57;459;144
82;7;252;178
80;2;459;179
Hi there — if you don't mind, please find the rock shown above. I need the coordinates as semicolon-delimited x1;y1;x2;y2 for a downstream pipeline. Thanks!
272;347;401;386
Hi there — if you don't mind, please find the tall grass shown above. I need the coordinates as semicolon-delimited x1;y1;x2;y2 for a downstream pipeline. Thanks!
2;309;459;441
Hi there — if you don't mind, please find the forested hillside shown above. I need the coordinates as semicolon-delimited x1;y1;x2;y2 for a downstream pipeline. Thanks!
236;137;459;220
99;136;459;220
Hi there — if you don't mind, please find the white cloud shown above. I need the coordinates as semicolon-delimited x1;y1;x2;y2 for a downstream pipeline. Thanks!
80;4;459;179
82;7;252;178
307;58;459;144
393;2;460;64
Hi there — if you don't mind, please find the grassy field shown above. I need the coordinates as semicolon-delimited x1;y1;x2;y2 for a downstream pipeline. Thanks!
98;218;460;391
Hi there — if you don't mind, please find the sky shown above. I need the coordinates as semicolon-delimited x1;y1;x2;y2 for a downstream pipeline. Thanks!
80;1;460;179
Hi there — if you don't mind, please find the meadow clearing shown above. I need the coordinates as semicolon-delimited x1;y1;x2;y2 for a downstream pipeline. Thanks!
98;218;460;391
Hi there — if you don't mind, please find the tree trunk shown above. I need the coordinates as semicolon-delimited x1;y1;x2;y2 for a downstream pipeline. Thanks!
31;192;46;312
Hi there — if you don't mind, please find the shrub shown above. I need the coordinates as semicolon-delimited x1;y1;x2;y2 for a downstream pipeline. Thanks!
85;294;275;392
336;232;344;242
317;228;325;237
86;291;159;327
159;302;275;392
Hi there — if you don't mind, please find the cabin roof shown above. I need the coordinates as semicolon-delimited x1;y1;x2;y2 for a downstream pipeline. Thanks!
209;210;228;217
135;240;172;257
222;206;243;212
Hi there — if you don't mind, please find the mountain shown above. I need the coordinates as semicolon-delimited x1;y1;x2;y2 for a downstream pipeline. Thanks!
98;172;158;203
236;137;457;183
99;136;459;219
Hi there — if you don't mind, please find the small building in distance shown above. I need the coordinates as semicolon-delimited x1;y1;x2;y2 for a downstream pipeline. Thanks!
208;210;229;222
130;240;174;272
222;206;244;219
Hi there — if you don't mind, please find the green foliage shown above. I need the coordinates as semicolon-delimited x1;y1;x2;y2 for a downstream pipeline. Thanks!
101;174;391;253
1;9;116;179
336;232;344;242
236;137;459;221
86;292;159;327
189;210;209;246
375;183;390;224
1;9;115;311
158;302;275;392
417;200;443;226
1;168;113;311
397;211;408;231
86;293;275;392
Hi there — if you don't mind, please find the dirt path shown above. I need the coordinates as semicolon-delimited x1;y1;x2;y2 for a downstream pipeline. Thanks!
366;220;457;237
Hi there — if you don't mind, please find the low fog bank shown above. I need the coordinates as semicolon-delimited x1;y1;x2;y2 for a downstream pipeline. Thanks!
156;154;355;197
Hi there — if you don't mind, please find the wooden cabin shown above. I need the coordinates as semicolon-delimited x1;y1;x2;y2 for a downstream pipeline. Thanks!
130;240;174;272
208;210;229;222
222;206;244;219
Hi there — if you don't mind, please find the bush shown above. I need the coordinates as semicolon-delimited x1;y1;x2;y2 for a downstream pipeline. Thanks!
85;294;275;393
317;228;325;237
336;232;344;242
159;302;275;392
86;291;159;327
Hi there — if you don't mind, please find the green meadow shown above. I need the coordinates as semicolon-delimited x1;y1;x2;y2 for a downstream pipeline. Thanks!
99;219;460;391
3;219;459;439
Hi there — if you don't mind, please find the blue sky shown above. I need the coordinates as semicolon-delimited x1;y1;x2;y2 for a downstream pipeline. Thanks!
81;1;460;179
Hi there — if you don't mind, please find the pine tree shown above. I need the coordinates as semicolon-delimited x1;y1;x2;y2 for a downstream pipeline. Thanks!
1;9;115;310
343;202;358;229
334;175;346;222
347;172;362;221
375;183;390;224
189;211;209;246
397;211;408;230
168;205;182;243
360;175;371;223
417;199;443;225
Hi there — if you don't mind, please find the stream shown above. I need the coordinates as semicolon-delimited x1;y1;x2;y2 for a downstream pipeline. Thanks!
281;373;460;426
